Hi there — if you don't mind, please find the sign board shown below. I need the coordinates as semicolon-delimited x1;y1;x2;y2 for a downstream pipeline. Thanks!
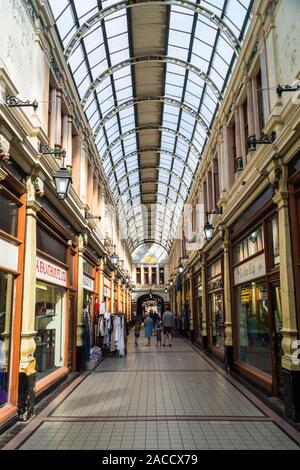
83;274;94;292
234;253;266;286
36;256;67;287
0;237;18;272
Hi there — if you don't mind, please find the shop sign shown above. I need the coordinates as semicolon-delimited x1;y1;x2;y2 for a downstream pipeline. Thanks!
0;237;18;272
104;286;110;298
83;274;94;292
234;253;266;286
36;256;67;287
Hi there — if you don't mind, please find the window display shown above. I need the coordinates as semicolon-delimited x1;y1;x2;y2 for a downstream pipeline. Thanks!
209;291;224;349
237;281;272;374
0;271;14;407
35;283;65;380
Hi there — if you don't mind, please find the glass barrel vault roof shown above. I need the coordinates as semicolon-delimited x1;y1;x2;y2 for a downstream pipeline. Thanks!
49;0;253;254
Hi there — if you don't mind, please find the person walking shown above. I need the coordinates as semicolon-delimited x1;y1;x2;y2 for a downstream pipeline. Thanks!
134;321;141;346
144;314;154;347
155;320;162;347
162;309;174;347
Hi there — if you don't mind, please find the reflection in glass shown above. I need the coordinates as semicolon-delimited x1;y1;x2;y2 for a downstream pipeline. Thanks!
237;281;272;374
209;291;224;349
0;272;14;407
35;283;65;380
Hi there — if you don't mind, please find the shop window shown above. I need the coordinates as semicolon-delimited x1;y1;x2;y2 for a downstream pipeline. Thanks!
83;259;93;276
0;271;14;407
0;191;18;237
144;267;149;285
236;281;272;375
37;226;66;264
233;226;264;265
136;267;141;285
270;217;280;267
159;267;165;284
209;291;224;349
151;267;157;285
35;283;65;380
256;68;265;132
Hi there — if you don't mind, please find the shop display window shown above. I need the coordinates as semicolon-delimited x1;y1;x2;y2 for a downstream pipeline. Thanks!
35;283;65;380
237;281;272;374
0;272;14;407
233;226;264;265
271;217;280;267
209;291;224;349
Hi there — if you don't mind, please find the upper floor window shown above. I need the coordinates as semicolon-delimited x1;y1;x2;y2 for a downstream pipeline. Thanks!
136;267;141;285
159;267;165;284
144;267;149;285
233;226;264;266
151;267;157;285
0;190;18;237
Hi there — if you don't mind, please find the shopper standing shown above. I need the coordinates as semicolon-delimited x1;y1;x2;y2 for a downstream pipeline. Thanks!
134;321;141;346
162;309;174;347
144;315;154;347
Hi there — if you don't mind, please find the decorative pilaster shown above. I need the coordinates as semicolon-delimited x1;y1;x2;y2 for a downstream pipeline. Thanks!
18;176;41;421
76;233;87;370
222;228;233;370
246;78;255;162
201;254;208;350
110;270;115;314
272;166;300;421
189;268;194;341
99;257;104;304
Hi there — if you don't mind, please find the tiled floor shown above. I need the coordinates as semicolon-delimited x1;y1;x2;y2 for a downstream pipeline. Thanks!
6;332;300;450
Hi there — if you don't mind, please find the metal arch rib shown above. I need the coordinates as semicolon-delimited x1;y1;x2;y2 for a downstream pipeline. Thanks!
119;190;184;206
127;210;180;228
112;168;190;192
93;96;210;139
64;1;241;61
117;182;186;203
107;148;195;180
129;239;173;253
81;56;223;106
102;126;202;161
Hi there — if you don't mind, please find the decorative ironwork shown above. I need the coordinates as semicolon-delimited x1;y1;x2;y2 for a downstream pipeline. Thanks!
276;83;300;98
85;208;101;221
39;143;66;159
6;96;38;111
50;54;62;83
22;0;37;24
247;132;276;151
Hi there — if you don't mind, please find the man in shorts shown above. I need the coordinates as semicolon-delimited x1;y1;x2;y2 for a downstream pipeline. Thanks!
162;309;174;347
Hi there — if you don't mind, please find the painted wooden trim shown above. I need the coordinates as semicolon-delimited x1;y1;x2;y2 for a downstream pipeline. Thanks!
36;367;69;397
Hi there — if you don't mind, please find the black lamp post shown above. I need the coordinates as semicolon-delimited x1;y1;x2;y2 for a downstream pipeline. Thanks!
178;261;184;274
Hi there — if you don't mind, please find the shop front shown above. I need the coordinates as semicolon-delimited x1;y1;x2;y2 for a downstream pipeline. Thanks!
231;195;282;396
0;159;26;428
35;208;76;395
104;274;111;312
206;255;225;360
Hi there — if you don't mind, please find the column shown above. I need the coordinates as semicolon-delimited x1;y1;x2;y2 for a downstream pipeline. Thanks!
99;257;104;304
55;89;62;149
234;107;242;161
76;233;86;370
67;115;73;169
224;126;235;188
19;176;41;420
110;270;115;314
223;228;233;370
201;254;208;350
246;78;255;149
189;268;194;341
117;279;122;313
79;146;88;205
49;88;57;148
93;175;98;217
62;115;73;168
273;167;300;420
87;163;94;211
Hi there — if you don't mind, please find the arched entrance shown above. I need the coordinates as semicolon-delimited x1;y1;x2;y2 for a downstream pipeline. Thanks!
137;294;165;320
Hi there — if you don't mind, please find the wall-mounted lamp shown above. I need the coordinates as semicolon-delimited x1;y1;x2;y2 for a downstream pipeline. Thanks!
247;132;276;151
249;230;258;243
39;144;72;199
110;245;119;265
203;207;223;242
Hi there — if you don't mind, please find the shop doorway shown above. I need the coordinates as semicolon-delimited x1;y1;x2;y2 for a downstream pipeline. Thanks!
269;283;284;397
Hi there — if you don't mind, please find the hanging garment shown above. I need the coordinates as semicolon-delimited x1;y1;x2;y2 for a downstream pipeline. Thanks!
83;310;91;362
